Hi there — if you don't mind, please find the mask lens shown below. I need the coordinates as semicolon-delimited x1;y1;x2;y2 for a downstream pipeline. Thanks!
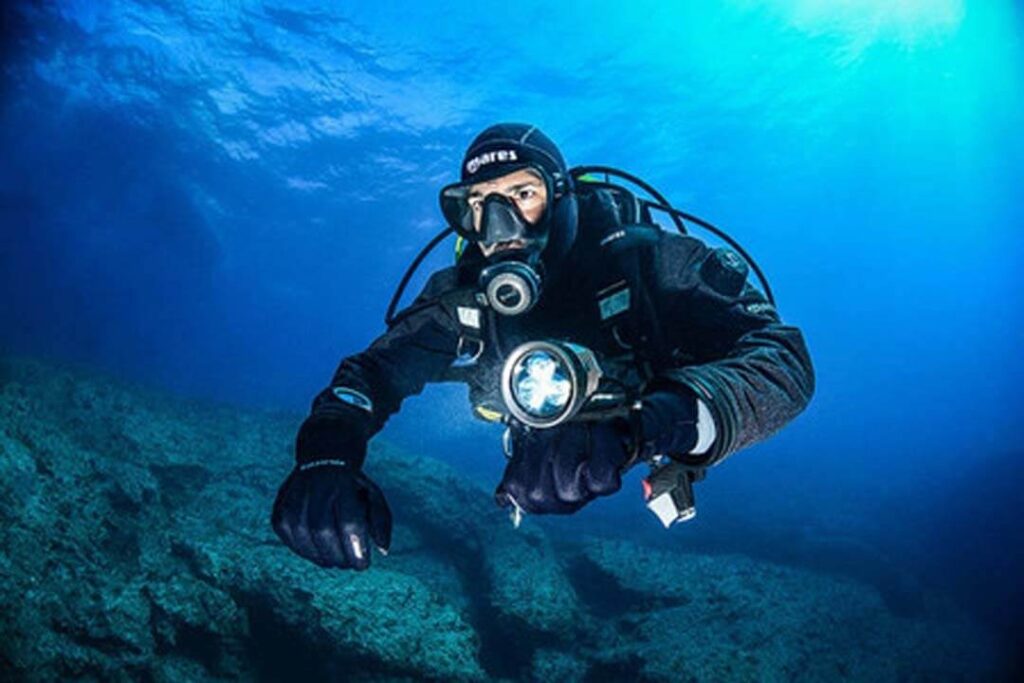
439;165;552;243
440;185;479;240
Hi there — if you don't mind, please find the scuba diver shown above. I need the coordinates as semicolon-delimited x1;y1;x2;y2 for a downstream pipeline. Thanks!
271;123;815;570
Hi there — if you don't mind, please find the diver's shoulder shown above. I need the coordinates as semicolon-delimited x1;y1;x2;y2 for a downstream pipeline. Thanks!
421;266;461;298
654;231;757;298
653;230;711;273
656;230;709;254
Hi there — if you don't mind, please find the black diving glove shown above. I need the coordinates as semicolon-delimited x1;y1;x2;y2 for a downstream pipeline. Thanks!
271;401;392;570
635;387;701;459
494;420;633;515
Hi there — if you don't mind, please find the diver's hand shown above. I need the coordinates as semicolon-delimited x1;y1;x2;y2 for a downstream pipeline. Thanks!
271;462;392;570
635;387;701;458
494;421;632;515
270;402;389;570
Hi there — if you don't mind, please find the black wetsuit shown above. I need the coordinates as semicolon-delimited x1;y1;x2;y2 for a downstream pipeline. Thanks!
310;192;815;469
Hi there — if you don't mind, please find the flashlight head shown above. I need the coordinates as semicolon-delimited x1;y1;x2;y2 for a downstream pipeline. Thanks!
501;340;602;428
510;349;573;419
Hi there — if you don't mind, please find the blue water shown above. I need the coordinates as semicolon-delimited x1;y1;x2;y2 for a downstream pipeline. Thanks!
2;0;1022;677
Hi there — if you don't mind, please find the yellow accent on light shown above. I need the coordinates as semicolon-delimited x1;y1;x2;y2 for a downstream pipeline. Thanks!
474;405;504;422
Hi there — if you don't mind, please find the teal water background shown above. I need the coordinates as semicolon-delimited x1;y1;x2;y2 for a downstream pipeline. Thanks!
1;1;1022;675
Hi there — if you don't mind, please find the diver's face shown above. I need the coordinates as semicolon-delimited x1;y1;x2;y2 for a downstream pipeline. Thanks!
467;168;548;257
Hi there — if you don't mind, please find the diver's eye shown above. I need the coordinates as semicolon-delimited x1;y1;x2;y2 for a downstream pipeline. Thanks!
468;197;483;212
516;187;536;201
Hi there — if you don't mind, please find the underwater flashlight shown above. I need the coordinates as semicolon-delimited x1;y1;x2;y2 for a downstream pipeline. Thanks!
501;340;603;428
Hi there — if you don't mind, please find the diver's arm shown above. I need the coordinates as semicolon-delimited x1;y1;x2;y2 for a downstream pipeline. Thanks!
272;269;461;570
306;268;461;439
648;235;816;466
322;306;460;436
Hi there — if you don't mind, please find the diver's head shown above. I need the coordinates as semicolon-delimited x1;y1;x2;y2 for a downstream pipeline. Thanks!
441;123;578;266
465;167;549;258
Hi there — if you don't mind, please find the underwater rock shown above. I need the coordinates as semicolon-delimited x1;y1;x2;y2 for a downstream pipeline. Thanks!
0;358;490;681
0;357;1002;681
570;538;998;682
0;357;584;681
529;648;588;683
373;446;583;636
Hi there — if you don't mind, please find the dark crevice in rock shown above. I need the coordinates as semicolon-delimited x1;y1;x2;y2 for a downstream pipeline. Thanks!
236;591;341;682
106;483;147;515
566;555;650;619
150;463;213;507
231;590;412;683
582;655;650;683
151;614;224;677
397;511;539;681
33;450;53;476
459;544;541;680
565;554;690;619
169;540;221;590
99;519;141;565
51;624;144;658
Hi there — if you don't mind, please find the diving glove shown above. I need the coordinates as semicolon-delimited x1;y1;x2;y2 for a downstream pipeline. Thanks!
271;399;392;570
494;387;704;519
495;420;632;515
634;387;701;459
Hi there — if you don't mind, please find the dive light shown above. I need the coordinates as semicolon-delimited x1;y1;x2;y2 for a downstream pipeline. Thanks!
500;339;700;528
500;340;603;428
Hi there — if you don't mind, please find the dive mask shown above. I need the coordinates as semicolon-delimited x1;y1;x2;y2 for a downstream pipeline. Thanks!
440;170;554;316
474;194;547;316
439;166;555;243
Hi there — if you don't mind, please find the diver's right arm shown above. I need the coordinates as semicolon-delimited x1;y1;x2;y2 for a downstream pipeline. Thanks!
271;270;461;570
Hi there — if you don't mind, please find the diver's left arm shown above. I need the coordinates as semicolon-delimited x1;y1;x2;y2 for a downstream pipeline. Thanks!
644;235;816;467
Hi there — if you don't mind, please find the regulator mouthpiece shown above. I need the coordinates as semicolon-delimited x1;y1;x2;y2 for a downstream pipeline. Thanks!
480;261;542;316
501;340;602;428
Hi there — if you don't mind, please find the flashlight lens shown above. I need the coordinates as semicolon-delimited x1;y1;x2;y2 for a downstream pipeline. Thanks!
511;350;573;418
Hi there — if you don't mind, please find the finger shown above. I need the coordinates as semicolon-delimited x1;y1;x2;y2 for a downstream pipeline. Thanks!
506;493;525;528
584;425;626;495
291;487;330;567
584;458;622;495
309;488;348;568
271;474;297;546
495;453;531;509
550;446;588;504
340;519;372;571
276;473;314;555
523;452;571;514
363;477;393;553
500;465;538;513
